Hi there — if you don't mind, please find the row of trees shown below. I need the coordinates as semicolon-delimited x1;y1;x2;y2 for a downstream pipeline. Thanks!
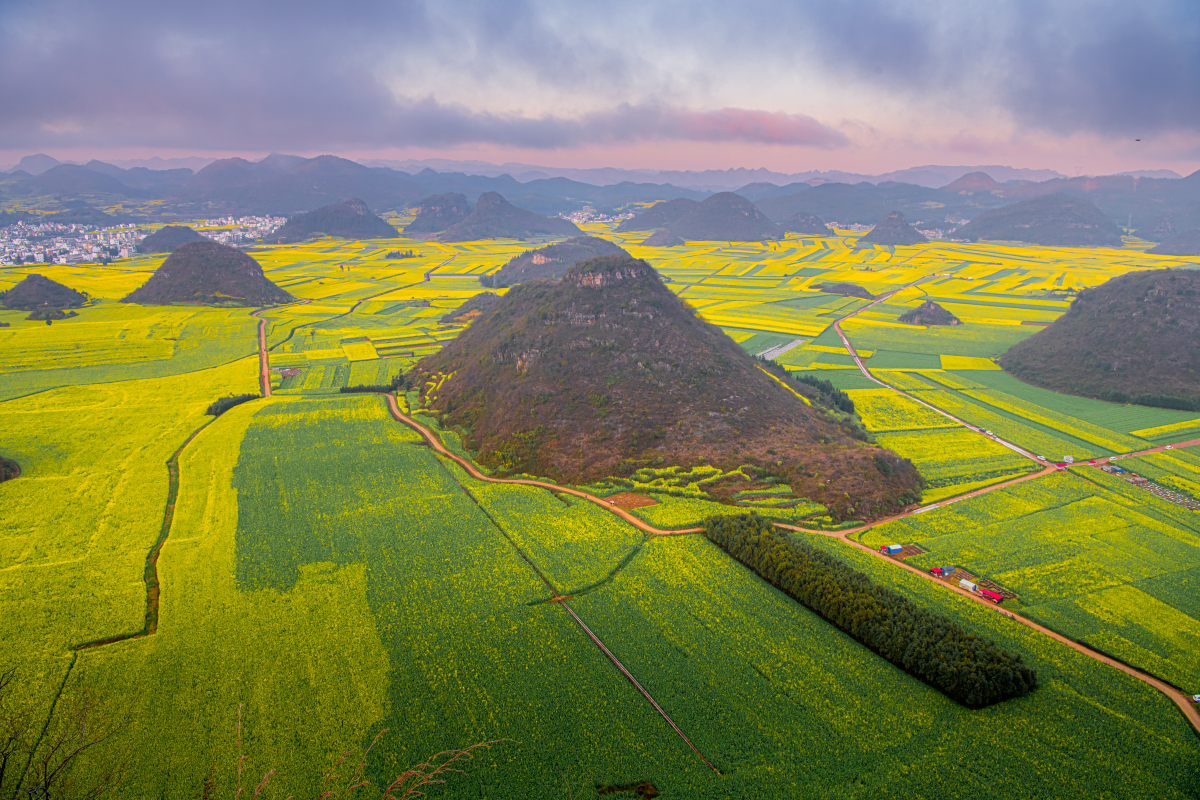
705;513;1038;708
793;373;855;414
205;394;259;416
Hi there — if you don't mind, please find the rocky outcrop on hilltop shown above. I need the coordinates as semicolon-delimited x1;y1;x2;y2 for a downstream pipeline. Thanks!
485;236;627;286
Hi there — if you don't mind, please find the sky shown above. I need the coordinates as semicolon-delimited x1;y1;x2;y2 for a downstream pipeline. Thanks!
2;0;1199;176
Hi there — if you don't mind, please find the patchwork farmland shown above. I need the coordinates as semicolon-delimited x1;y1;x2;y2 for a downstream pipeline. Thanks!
2;221;1200;798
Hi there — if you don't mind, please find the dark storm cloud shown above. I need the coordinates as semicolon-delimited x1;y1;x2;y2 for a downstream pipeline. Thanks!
1;0;1196;151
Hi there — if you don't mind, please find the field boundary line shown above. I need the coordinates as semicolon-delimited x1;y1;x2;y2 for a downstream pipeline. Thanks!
423;441;719;769
74;417;216;652
557;599;721;774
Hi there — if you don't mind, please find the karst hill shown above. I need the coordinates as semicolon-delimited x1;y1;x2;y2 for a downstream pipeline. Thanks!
405;193;472;233
412;254;923;518
137;225;206;253
1000;268;1200;409
2;274;88;310
859;211;928;245
123;241;294;306
266;198;398;243
642;229;685;246
782;210;834;235
615;198;698;232
953;194;1123;247
485;236;628;286
942;172;1002;193
438;192;581;242
617;193;780;241
899;301;960;326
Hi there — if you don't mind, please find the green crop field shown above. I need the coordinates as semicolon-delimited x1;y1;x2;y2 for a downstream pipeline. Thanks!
3;229;1200;798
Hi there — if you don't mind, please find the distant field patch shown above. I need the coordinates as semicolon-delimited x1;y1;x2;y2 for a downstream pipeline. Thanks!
845;388;959;432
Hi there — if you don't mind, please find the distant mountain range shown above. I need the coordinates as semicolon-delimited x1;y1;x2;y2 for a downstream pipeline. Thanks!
1;152;1197;231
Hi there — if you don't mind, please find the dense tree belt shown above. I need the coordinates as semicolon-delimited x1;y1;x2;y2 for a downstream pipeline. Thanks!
705;513;1038;708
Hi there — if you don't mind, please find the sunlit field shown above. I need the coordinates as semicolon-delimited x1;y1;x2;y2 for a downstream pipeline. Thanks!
3;224;1200;798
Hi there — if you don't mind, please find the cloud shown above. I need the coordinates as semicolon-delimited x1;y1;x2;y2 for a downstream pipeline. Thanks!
0;0;1196;155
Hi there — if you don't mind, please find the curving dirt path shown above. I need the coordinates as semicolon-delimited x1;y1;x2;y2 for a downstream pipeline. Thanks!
381;396;1200;736
384;394;703;537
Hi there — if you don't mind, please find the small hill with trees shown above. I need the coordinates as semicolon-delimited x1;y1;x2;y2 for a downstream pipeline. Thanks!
899;301;960;326
266;198;398;243
438;192;581;242
782;210;834;235
1148;229;1200;256
952;194;1123;247
483;236;628;287
1136;215;1176;242
615;198;699;232
667;192;780;241
137;225;206;253
412;254;923;519
859;211;928;245
819;282;874;300
0;455;17;482
123;241;295;306
1;274;88;309
643;228;685;246
405;193;472;233
999;268;1200;409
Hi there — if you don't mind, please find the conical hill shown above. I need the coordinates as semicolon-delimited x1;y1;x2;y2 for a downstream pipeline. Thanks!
123;241;294;306
413;255;923;518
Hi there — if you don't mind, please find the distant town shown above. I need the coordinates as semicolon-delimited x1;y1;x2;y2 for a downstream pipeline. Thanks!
0;216;285;266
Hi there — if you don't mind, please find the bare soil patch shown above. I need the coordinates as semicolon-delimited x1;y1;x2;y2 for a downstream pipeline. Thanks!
606;492;660;510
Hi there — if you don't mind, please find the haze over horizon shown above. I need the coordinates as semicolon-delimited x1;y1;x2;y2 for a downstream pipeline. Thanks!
2;0;1199;177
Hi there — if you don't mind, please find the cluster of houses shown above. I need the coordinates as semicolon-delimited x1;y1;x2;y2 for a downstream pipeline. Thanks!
0;221;141;266
0;216;285;266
